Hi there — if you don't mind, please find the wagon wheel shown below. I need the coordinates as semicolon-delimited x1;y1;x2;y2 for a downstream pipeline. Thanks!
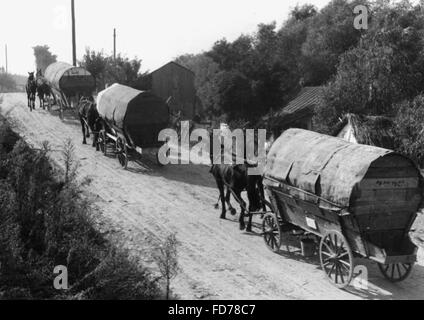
116;138;128;169
319;230;354;289
262;213;282;253
378;263;413;282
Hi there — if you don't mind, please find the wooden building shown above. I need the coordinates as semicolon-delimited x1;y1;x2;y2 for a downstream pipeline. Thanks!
263;86;323;137
147;61;197;120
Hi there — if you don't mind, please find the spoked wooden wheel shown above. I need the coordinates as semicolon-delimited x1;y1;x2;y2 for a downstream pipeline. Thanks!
320;230;354;289
116;138;128;169
262;213;282;253
378;263;413;282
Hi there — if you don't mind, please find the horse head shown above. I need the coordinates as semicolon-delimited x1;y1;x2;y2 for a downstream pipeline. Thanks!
28;72;35;81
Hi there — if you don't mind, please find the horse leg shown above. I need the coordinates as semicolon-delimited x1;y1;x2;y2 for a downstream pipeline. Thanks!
225;188;236;216
257;178;266;218
247;202;254;233
217;181;226;219
235;190;246;231
80;118;87;144
93;132;99;149
86;123;90;138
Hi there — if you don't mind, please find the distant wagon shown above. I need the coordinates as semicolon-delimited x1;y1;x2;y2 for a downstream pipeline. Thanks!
44;61;95;116
96;84;170;168
262;129;423;288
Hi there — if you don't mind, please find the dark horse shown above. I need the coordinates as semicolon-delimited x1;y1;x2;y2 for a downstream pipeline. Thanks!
77;96;101;147
36;70;53;110
209;132;266;232
26;72;37;111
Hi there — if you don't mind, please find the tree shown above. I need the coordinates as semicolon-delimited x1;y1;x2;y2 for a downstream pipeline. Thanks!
80;49;107;91
33;45;57;73
291;4;317;21
104;54;142;87
0;73;16;93
175;54;220;117
79;50;143;90
394;95;424;167
313;1;424;134
153;233;180;300
299;0;365;85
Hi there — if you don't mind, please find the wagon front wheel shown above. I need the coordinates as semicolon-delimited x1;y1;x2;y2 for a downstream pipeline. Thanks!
319;230;354;289
378;263;413;282
262;213;282;253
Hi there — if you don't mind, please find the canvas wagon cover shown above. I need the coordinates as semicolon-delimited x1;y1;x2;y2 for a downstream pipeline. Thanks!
96;84;169;147
44;61;94;93
265;129;394;207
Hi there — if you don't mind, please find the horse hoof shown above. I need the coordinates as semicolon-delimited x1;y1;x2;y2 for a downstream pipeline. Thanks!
230;208;237;216
240;225;246;231
246;227;252;233
220;215;226;220
214;204;219;209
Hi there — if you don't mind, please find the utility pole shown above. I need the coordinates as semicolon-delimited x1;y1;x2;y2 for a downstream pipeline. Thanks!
71;0;77;66
113;28;116;60
5;44;8;74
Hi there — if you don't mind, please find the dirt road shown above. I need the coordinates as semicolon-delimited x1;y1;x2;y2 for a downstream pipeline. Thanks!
1;93;424;300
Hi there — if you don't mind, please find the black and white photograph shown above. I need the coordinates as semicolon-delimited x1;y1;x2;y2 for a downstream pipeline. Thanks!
1;0;424;307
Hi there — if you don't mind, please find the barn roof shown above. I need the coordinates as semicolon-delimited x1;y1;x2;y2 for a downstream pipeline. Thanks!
265;128;398;208
260;87;323;129
333;113;396;150
150;61;194;76
280;86;323;116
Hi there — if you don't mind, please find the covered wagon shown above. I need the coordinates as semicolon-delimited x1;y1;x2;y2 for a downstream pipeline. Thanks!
262;129;423;288
44;61;95;114
96;84;170;168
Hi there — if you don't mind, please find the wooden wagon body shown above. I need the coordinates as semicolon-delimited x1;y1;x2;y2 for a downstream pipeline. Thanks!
44;62;95;112
262;129;423;287
96;84;170;168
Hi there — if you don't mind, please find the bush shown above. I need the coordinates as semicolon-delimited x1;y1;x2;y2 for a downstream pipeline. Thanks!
0;120;164;299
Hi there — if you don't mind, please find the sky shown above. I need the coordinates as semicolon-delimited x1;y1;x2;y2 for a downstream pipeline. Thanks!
0;0;329;76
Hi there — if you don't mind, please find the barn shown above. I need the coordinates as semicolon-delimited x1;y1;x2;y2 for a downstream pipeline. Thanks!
147;61;197;120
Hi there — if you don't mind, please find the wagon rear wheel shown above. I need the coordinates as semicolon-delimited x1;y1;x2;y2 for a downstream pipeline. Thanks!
262;213;282;253
319;230;354;289
378;263;413;282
